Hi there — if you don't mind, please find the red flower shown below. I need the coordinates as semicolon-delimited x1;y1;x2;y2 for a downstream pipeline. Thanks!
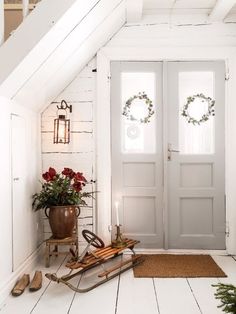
42;172;51;182
48;167;56;178
73;181;82;192
42;167;56;182
62;168;75;179
74;172;87;182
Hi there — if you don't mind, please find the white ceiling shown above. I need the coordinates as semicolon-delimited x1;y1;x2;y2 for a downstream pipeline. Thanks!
143;0;236;15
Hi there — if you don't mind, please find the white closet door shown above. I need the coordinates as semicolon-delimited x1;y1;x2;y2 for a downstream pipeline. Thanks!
11;114;29;270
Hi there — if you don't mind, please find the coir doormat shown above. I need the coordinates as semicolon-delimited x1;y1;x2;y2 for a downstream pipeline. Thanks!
133;254;227;278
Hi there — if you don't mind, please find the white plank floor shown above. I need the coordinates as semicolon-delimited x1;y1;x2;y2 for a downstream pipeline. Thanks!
0;254;236;314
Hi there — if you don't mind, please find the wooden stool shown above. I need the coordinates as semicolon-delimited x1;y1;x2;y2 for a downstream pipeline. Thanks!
45;235;78;267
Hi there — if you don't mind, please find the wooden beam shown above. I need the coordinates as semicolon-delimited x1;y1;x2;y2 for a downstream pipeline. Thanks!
208;0;236;22
4;4;36;10
14;0;126;111
22;0;30;19
0;0;4;45
0;0;100;98
126;0;143;23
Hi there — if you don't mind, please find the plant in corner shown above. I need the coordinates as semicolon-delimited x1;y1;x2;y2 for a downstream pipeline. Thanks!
213;283;236;313
33;167;94;239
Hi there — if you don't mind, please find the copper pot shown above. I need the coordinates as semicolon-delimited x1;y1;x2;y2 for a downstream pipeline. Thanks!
45;205;80;239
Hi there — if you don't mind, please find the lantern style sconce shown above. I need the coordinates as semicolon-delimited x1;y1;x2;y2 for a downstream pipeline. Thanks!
53;100;72;144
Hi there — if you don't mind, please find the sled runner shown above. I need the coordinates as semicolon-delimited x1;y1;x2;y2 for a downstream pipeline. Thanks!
45;230;143;293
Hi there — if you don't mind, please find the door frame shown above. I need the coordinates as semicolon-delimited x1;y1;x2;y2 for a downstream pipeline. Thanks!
96;46;236;254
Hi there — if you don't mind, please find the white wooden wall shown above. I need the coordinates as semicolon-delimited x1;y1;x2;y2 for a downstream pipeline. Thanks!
41;58;96;248
107;17;236;48
0;96;41;304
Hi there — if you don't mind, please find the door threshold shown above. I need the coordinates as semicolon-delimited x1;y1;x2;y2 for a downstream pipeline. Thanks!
129;248;228;256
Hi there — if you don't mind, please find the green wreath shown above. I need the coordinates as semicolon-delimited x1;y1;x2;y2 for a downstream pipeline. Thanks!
122;92;154;123
181;93;215;125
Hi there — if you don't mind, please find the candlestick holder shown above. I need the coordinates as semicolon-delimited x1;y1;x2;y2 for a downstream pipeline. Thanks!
112;225;127;248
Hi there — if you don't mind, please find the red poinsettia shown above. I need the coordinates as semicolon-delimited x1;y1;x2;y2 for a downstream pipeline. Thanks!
62;167;75;179
42;167;57;182
33;167;95;210
74;172;87;182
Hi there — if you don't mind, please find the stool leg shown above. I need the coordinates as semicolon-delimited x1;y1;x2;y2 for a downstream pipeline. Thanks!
54;245;58;257
45;243;50;268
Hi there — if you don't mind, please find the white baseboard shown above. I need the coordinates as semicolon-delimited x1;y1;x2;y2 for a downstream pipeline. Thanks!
0;244;43;306
125;248;228;256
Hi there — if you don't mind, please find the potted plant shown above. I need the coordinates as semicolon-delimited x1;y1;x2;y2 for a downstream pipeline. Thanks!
33;167;94;239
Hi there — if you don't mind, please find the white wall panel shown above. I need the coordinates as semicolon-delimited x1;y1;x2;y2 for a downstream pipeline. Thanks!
41;58;96;246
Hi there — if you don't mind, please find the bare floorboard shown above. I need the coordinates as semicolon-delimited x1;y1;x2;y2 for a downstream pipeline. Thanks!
213;255;236;285
0;255;66;314
187;278;223;314
154;278;201;314
31;257;79;314
1;255;236;314
117;269;159;314
69;258;120;314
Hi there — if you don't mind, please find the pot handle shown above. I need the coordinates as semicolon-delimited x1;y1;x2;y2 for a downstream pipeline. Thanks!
76;206;81;217
45;208;50;218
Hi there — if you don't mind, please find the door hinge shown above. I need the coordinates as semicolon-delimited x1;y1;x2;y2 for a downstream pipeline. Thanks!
225;221;230;237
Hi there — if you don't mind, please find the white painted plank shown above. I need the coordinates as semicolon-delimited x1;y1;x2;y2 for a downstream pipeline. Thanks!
108;23;236;48
42;102;93;122
117;269;158;314
31;263;79;314
143;0;216;10
42;121;93;133
213;256;236;285
55;89;94;103
126;0;143;23
0;0;4;45
42;152;94;177
143;8;211;17
188;278;223;314
209;0;236;22
96;51;113;244
69;259;119;314
154;278;201;314
22;0;30;19
0;255;66;314
42;132;93;153
59;77;94;93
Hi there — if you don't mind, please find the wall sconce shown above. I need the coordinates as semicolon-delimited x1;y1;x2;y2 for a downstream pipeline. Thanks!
53;100;72;144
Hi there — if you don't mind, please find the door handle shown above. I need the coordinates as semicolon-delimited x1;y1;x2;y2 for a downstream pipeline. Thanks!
13;177;20;181
168;143;180;161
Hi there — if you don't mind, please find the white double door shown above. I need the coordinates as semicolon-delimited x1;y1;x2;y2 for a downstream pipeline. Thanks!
111;61;225;249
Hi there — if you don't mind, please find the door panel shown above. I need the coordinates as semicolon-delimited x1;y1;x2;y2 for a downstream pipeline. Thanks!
111;61;163;248
167;61;225;249
111;61;225;250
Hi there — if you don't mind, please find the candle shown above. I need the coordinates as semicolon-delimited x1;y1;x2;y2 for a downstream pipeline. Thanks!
115;201;120;226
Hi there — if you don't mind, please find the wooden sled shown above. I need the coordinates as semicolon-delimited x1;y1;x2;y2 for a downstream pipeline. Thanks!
45;230;143;293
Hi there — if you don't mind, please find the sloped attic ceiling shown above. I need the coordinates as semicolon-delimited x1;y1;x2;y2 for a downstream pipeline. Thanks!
0;0;126;111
